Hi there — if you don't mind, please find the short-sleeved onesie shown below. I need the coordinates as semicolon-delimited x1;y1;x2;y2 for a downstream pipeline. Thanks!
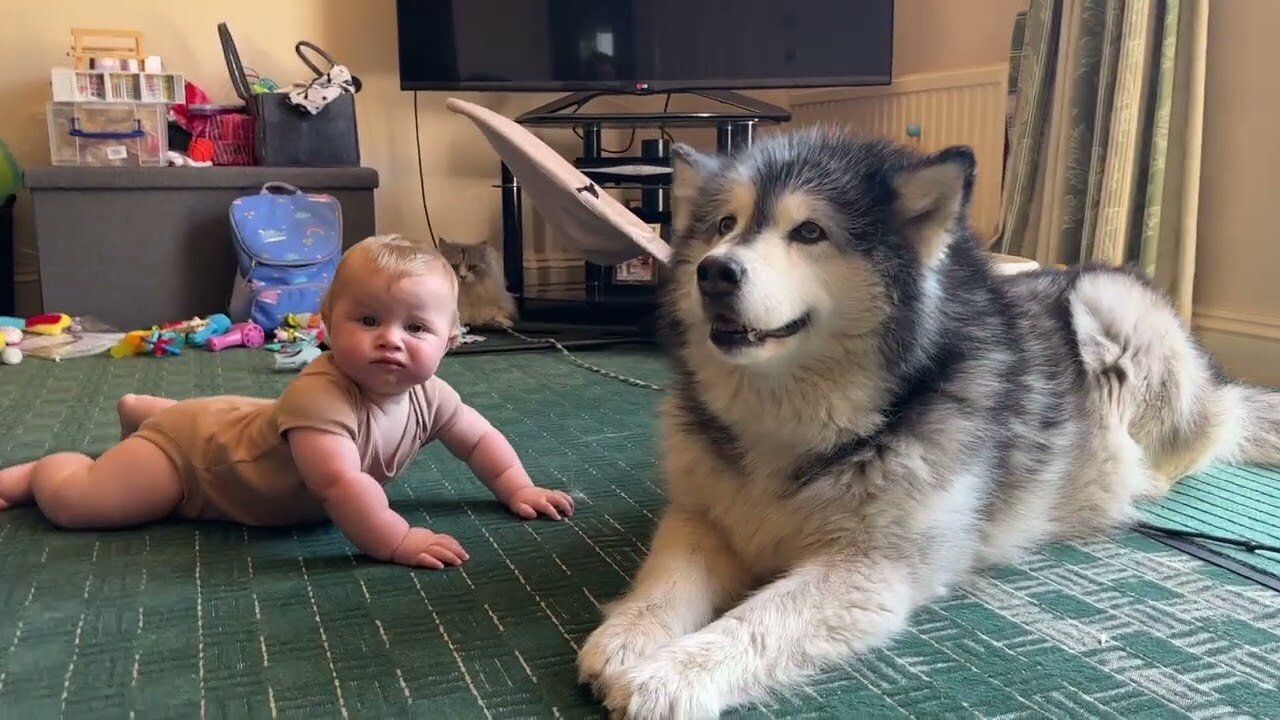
132;352;464;525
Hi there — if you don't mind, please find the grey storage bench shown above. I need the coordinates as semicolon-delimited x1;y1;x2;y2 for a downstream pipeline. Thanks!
23;166;378;330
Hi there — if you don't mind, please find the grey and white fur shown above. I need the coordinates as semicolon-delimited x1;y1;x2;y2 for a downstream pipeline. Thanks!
439;238;517;329
575;127;1280;719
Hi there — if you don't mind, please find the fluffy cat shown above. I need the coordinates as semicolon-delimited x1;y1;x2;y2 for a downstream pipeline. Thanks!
439;238;518;329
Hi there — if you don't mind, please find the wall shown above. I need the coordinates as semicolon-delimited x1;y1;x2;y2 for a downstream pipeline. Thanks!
0;0;1026;316
1191;0;1280;387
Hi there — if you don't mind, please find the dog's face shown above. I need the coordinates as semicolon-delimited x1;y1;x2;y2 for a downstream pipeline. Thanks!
664;128;976;369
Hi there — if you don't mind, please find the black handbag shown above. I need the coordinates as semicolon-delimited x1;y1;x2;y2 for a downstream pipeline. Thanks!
217;22;362;167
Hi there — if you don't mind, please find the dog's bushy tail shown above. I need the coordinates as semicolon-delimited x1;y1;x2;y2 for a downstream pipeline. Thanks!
1221;383;1280;467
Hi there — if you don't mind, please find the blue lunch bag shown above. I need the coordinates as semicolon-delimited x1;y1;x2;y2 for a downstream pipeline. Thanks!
227;181;342;332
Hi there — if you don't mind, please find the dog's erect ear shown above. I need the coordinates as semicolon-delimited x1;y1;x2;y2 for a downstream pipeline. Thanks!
670;143;717;234
889;146;976;265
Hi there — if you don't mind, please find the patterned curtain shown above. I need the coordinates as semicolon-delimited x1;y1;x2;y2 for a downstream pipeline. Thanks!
995;0;1209;320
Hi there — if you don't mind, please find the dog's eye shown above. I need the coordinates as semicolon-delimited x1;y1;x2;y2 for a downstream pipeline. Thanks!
790;221;827;244
717;216;737;235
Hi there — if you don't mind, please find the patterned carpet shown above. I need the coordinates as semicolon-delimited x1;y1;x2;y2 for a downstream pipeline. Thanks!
0;348;1278;719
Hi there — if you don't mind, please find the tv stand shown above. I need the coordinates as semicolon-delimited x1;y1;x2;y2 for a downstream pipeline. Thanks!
516;88;791;125
499;89;791;330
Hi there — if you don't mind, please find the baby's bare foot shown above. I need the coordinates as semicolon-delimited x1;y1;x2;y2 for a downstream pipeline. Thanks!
0;461;36;510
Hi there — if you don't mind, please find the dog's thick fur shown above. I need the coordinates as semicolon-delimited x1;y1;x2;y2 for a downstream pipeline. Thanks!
575;127;1280;719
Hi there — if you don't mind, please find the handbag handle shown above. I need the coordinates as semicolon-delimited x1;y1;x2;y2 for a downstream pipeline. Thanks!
295;40;362;93
295;41;337;77
217;22;257;104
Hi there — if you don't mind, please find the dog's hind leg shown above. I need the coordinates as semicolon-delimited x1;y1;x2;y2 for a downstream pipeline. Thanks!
577;507;749;698
602;554;914;719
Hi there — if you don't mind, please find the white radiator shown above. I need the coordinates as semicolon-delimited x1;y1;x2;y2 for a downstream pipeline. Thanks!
787;65;1010;242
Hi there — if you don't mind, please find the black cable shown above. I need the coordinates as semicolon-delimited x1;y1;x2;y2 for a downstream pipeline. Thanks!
412;91;438;247
568;94;636;154
1134;521;1280;556
659;92;675;143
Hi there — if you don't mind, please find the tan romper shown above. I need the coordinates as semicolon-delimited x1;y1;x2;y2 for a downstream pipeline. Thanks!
133;352;464;526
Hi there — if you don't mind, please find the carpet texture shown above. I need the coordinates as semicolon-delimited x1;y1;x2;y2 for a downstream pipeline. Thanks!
1;348;1278;719
1142;466;1280;578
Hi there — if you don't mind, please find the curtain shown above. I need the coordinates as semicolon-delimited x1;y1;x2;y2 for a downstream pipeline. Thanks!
995;0;1209;321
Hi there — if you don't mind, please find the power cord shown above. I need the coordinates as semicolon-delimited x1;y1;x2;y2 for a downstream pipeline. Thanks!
412;91;439;247
1133;521;1280;556
500;327;664;392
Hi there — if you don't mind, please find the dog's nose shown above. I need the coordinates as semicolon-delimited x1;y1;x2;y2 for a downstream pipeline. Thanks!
696;256;746;297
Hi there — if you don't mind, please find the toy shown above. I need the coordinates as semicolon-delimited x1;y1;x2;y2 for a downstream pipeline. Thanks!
25;313;72;335
0;138;20;201
186;313;232;346
272;344;322;371
139;329;181;356
0;326;22;365
110;329;152;358
206;321;265;352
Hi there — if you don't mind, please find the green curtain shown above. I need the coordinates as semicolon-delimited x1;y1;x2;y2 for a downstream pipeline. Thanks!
996;0;1208;319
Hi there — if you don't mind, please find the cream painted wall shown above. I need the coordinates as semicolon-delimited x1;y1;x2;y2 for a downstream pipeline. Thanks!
0;0;1027;316
1191;0;1280;387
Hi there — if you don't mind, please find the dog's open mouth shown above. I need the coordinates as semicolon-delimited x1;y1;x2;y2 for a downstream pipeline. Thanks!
709;312;811;349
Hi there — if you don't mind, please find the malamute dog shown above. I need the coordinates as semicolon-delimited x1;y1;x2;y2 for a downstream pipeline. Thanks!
575;127;1280;718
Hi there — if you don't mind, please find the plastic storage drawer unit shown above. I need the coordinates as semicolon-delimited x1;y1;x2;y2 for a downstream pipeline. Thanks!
47;102;168;167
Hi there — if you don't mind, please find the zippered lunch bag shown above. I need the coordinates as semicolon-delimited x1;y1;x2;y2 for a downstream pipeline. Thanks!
228;181;342;332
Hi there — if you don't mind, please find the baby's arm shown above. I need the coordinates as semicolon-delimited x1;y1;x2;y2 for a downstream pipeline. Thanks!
288;428;468;569
438;404;574;520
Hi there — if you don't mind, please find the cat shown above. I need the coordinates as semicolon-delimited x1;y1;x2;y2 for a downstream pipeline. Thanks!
439;238;518;330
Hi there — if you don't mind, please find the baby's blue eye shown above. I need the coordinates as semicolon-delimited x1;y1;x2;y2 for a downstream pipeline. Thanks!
406;323;427;334
359;315;378;327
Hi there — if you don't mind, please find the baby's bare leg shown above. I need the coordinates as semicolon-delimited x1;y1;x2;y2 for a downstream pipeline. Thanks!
118;394;179;439
22;437;183;529
0;460;37;510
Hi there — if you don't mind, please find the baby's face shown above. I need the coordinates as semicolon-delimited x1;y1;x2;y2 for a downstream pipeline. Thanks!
326;269;458;397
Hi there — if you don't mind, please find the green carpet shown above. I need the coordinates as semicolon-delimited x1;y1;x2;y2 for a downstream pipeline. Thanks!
1;349;1279;719
1142;465;1280;577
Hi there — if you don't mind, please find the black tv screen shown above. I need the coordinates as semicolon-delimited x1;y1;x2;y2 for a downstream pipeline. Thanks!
396;0;894;93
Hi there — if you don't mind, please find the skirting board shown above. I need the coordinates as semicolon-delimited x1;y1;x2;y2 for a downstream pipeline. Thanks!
1193;307;1280;388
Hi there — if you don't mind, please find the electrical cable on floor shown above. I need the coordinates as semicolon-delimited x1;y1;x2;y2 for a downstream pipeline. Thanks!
1133;521;1280;556
1133;522;1280;593
501;327;665;392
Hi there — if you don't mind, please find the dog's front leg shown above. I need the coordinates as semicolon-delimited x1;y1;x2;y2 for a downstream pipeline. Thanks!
578;506;747;696
605;554;912;719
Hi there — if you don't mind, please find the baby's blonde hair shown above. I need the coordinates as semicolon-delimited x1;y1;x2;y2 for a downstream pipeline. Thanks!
321;233;461;334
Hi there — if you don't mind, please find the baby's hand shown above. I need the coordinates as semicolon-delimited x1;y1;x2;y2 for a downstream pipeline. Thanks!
506;486;575;521
391;527;469;569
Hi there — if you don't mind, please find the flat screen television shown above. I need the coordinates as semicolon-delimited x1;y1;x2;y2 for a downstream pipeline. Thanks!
395;0;894;94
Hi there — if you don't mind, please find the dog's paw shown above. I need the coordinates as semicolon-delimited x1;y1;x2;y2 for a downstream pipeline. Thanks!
603;643;724;720
577;610;676;695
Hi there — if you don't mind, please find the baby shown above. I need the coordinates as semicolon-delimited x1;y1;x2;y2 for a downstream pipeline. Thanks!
0;233;573;569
